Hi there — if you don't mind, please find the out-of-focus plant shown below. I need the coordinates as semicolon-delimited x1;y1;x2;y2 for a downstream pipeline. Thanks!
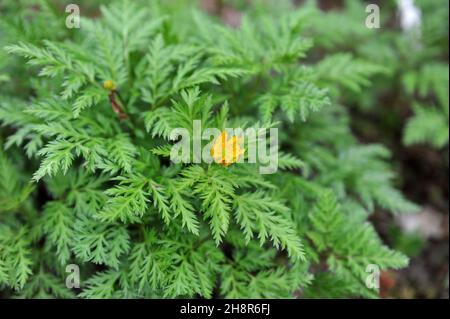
302;0;449;149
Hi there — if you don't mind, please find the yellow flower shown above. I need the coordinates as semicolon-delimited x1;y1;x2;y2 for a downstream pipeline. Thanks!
210;132;245;166
103;79;116;91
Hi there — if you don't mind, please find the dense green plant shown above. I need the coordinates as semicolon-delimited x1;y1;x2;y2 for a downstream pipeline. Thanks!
0;0;420;299
301;0;449;149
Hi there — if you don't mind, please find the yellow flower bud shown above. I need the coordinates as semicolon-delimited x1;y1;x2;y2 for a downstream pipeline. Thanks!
103;80;116;91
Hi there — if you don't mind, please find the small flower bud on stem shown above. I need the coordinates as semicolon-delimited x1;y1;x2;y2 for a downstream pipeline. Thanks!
103;80;127;120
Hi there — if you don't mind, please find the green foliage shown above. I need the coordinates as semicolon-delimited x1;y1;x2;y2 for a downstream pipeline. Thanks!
0;0;422;299
315;53;388;94
0;227;34;291
404;103;449;148
305;191;408;298
307;0;449;150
